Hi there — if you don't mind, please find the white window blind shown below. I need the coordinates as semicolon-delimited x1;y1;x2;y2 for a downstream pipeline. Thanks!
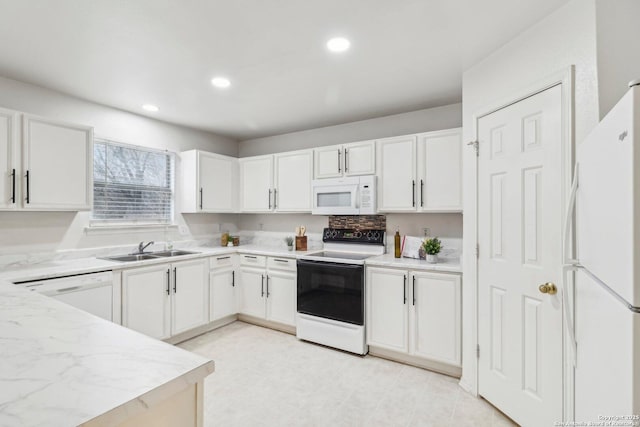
92;139;174;224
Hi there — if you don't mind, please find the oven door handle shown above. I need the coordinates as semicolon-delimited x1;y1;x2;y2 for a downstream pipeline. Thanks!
296;259;364;270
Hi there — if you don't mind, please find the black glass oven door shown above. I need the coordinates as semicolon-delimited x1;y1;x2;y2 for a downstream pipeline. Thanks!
296;260;364;325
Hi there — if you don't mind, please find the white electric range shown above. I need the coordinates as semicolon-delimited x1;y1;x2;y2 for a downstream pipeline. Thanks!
296;228;385;354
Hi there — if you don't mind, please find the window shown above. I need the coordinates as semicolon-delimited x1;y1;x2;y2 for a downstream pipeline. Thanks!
92;139;174;224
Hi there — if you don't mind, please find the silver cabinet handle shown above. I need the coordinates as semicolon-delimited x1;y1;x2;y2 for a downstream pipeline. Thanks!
344;148;348;172
412;276;416;305
261;274;265;297
199;187;203;209
273;188;277;209
412;180;415;207
337;149;342;173
232;270;235;287
173;267;177;293
274;259;289;263
166;268;171;295
217;256;231;260
420;179;424;208
266;275;270;298
268;189;272;209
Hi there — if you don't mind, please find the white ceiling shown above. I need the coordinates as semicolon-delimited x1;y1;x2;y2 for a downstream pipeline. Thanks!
0;0;569;140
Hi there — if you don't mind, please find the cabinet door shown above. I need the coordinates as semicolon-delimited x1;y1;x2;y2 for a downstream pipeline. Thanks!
122;264;171;340
172;259;209;335
200;152;237;212
210;267;236;321
0;108;18;210
418;129;463;211
366;267;409;352
238;267;266;318
344;140;375;176
239;155;273;212
376;135;417;211
266;270;296;326
22;114;92;210
274;150;313;212
314;144;342;179
410;272;461;366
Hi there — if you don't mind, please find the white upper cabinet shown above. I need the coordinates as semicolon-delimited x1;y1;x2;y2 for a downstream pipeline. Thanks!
343;140;376;176
240;149;314;213
377;128;463;213
314;140;375;179
180;150;238;213
0;108;18;210
22;114;93;210
377;135;417;211
417;128;462;212
274;149;313;212
314;144;342;179
239;155;274;212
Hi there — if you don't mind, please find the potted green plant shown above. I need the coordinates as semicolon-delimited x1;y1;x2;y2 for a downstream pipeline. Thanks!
422;237;442;263
284;236;294;251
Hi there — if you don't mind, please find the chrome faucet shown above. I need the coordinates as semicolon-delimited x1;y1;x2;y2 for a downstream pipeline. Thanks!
137;241;154;254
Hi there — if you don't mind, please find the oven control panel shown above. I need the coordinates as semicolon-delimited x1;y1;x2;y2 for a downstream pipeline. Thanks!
322;228;385;245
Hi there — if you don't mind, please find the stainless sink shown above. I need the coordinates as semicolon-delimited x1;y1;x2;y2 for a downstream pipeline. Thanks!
103;254;161;262
150;250;200;257
101;250;200;262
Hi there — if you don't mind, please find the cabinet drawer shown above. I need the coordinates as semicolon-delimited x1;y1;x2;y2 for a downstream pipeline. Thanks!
240;254;267;267
210;254;235;269
267;256;296;272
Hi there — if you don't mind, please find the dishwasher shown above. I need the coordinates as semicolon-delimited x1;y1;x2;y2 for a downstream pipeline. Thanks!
15;271;114;321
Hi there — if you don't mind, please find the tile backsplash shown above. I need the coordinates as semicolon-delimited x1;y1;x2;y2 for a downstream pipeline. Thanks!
328;215;386;230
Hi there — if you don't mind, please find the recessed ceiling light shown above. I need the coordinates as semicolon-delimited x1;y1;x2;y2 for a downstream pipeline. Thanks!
142;104;159;112
326;37;350;53
211;77;231;88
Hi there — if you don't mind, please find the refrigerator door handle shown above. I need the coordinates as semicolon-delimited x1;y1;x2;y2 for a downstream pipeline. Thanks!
562;264;578;368
563;162;580;266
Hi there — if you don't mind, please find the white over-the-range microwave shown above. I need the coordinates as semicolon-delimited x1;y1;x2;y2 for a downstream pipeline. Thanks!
311;175;376;215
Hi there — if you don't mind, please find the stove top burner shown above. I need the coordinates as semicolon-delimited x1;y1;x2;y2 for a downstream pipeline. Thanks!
309;251;373;261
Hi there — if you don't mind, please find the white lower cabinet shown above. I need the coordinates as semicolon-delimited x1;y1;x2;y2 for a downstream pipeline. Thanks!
122;259;208;340
238;255;296;327
265;270;296;326
366;266;461;366
210;268;237;322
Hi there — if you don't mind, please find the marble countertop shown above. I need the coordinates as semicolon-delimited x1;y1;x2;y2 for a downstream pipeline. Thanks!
0;245;315;283
0;280;215;427
0;245;459;284
366;253;462;273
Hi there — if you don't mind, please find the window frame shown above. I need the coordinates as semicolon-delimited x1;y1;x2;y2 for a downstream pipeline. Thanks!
90;138;176;227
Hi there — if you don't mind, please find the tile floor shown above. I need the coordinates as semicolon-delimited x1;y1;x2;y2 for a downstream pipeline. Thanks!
178;321;517;427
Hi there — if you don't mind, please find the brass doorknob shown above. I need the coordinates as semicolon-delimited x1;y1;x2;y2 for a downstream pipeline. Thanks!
539;282;557;295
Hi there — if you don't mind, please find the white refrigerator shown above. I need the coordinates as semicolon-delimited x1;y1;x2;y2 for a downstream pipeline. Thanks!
568;79;640;420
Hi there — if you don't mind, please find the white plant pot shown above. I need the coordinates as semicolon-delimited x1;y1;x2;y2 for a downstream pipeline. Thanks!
426;254;438;263
287;245;294;251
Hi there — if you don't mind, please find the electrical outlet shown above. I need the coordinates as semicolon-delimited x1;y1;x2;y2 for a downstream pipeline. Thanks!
179;225;189;236
423;227;431;237
259;223;264;231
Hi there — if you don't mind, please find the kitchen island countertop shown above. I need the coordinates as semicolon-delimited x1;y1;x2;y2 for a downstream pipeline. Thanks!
0;280;214;427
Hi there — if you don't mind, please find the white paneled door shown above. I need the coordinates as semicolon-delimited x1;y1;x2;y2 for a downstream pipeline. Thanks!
478;84;563;426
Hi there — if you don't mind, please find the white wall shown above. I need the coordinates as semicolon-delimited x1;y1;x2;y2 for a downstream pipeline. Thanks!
0;76;238;255
239;103;462;157
460;0;598;394
595;0;640;118
237;213;462;239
